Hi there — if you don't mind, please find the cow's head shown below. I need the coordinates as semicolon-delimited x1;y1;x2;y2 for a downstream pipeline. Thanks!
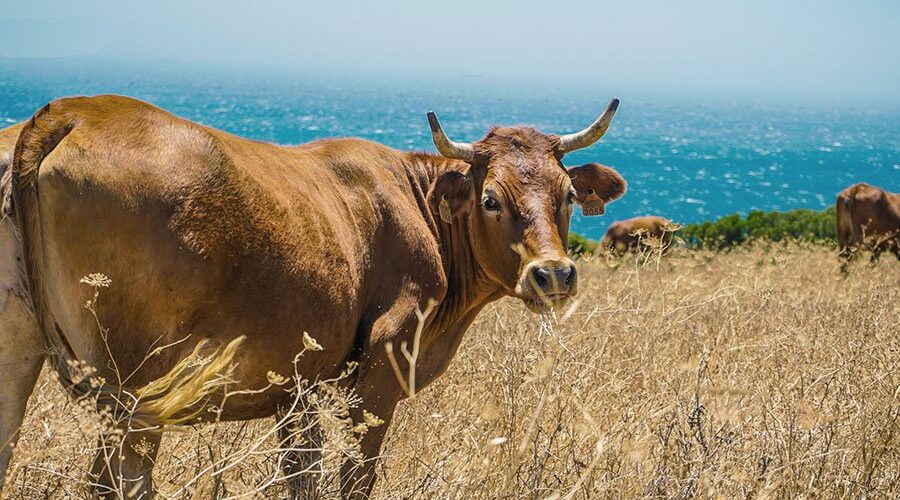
427;99;626;312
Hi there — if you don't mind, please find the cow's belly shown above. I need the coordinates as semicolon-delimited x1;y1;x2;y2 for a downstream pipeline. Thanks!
36;173;368;420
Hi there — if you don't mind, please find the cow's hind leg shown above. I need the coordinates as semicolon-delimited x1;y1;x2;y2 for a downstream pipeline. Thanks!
0;294;43;491
838;245;853;274
0;227;44;492
276;404;324;498
869;247;883;267
90;428;161;499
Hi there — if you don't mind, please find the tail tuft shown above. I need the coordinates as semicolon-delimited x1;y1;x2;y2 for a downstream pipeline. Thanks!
133;336;245;426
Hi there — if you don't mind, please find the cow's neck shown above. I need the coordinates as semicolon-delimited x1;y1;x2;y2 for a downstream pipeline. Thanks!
415;156;502;337
430;215;500;331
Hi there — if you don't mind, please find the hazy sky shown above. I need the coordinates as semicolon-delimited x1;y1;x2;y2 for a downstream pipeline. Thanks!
3;0;899;102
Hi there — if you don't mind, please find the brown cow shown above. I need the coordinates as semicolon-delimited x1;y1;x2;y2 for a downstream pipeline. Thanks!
600;216;674;254
836;182;900;269
0;95;627;497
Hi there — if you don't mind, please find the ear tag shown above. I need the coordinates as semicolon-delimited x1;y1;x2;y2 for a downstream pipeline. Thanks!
581;191;605;216
439;195;452;224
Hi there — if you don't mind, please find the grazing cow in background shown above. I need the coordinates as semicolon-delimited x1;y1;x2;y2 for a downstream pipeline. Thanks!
836;182;900;270
0;95;627;498
600;215;675;254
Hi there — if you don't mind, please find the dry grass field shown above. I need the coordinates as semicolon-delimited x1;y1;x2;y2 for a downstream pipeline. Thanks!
4;244;898;498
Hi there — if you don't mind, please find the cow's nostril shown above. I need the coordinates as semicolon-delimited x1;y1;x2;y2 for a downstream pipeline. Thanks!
560;266;576;287
531;267;550;290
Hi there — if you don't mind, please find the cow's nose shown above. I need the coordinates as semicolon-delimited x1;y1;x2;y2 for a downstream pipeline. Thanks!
530;264;577;294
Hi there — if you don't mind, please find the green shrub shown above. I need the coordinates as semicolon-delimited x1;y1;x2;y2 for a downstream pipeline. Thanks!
568;232;598;257
677;206;836;250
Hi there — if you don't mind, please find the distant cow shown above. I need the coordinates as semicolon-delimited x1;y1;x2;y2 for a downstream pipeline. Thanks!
0;95;627;498
836;182;900;268
601;216;675;254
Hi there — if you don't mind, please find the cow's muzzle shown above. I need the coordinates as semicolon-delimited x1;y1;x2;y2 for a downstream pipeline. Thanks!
518;258;578;310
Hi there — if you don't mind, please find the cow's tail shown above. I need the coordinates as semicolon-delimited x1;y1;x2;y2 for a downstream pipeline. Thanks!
11;101;244;427
11;102;85;398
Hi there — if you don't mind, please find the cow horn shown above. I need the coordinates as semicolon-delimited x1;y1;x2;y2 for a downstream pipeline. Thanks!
426;112;475;161
558;98;619;154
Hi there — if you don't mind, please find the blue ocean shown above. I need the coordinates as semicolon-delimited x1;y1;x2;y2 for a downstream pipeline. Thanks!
2;59;897;239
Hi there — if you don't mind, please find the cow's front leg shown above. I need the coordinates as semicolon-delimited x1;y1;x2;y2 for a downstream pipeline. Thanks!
277;403;324;499
339;373;400;499
339;291;435;499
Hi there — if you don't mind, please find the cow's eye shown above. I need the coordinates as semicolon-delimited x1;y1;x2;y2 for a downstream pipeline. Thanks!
483;196;501;212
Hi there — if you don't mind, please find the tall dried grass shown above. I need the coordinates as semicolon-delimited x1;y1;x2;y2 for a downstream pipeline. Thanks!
4;243;898;498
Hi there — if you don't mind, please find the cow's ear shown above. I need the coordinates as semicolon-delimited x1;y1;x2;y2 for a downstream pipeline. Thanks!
567;163;626;216
428;170;474;224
